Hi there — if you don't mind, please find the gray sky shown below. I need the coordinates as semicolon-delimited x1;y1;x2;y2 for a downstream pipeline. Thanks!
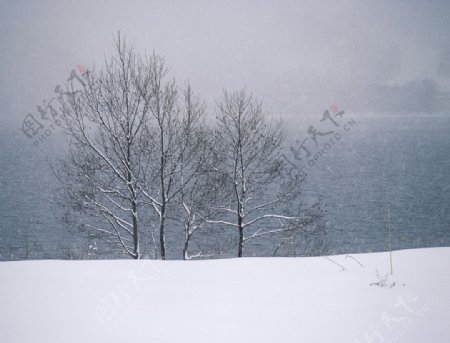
1;0;449;127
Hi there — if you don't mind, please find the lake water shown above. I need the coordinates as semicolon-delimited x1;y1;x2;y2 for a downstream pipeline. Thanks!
1;113;449;260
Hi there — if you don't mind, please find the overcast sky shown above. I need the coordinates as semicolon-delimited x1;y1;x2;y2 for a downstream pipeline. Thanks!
1;0;449;127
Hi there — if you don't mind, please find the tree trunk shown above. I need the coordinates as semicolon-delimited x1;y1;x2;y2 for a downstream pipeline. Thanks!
131;199;139;259
238;216;244;257
127;160;140;259
183;238;189;260
159;123;166;260
159;204;166;260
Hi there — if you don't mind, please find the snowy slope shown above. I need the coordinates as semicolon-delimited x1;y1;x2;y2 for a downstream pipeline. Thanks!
1;248;449;343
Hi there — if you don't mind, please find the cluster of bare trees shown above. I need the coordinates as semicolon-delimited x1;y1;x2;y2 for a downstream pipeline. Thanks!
54;34;324;260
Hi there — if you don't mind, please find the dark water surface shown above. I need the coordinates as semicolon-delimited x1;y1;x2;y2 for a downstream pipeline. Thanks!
1;113;449;260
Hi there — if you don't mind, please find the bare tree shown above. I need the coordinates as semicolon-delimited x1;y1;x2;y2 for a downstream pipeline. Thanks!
140;81;207;259
55;33;210;260
177;125;226;260
53;33;323;260
54;34;156;259
208;89;310;257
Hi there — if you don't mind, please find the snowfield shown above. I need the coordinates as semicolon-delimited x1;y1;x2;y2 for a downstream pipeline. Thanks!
1;248;449;343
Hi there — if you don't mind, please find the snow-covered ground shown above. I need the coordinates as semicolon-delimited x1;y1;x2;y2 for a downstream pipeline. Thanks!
1;248;449;343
